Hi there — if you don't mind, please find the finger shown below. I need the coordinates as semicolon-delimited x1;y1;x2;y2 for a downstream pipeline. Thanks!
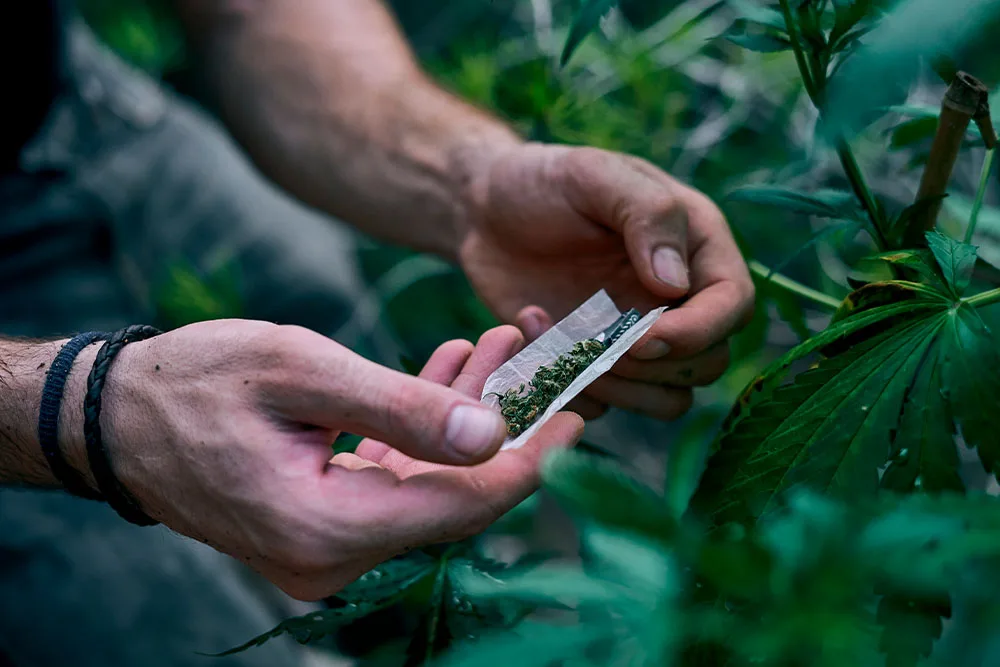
515;305;553;343
558;148;690;299
354;438;392;463
583;374;693;421
356;339;476;463
281;333;507;466
450;325;526;398
564;394;609;420
418;339;476;384
329;452;386;472
376;412;585;547
613;341;731;386
629;189;754;360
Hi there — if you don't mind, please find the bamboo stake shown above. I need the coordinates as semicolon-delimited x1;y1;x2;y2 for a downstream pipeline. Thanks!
905;72;990;246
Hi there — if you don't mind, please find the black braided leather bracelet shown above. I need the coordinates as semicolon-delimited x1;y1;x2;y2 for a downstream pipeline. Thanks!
83;325;162;527
37;331;108;500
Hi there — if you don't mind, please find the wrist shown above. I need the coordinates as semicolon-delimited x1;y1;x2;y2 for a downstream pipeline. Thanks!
444;104;523;261
0;340;65;486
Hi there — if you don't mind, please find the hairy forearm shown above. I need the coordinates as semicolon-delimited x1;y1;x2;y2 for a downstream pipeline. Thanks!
0;338;96;488
175;0;522;259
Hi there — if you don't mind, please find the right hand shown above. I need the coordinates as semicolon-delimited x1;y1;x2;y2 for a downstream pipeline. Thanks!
67;320;583;600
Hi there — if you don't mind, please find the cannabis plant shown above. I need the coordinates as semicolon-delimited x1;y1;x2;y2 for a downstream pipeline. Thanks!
221;0;1000;665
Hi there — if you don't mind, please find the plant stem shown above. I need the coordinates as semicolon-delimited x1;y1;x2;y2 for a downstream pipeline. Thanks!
749;260;842;310
778;0;817;100
777;0;887;250
837;140;888;249
966;286;1000;309
965;147;996;244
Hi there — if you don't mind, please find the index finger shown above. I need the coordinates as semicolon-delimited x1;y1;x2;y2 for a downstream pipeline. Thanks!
632;187;754;359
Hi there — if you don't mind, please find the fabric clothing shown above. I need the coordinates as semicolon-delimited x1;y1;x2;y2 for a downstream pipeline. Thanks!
0;19;375;667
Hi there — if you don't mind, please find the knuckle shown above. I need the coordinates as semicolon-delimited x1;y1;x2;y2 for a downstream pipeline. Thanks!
703;344;732;383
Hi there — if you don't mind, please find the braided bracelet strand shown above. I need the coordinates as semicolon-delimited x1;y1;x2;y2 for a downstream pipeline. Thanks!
83;325;162;527
37;331;108;499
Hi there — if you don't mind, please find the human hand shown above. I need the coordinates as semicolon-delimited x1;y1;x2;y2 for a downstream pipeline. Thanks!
460;143;755;420
64;321;582;600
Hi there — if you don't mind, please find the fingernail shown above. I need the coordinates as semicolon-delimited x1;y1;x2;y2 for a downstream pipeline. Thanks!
652;246;689;289
521;311;545;342
632;339;670;360
446;405;506;459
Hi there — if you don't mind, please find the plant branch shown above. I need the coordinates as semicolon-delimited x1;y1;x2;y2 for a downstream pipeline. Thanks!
749;260;842;310
837;141;888;249
778;0;817;100
966;286;1000;309
965;148;996;244
777;0;886;250
906;72;989;246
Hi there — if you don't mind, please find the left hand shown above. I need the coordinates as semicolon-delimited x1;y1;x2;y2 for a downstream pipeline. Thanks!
459;143;755;421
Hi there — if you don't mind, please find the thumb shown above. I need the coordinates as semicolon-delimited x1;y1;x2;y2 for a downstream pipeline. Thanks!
620;192;690;300
308;357;508;466
561;148;691;299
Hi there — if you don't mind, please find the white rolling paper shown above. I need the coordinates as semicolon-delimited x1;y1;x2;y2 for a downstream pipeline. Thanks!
481;289;667;450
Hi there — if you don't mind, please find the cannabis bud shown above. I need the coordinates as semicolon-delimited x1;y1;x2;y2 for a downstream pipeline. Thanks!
492;309;640;436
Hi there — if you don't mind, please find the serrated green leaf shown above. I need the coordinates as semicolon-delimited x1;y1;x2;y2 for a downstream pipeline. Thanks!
724;295;945;434
926;231;978;297
692;315;947;528
209;601;388;656
560;0;617;66
940;304;1000;476
541;449;676;539
724;31;794;52
881;330;964;493
726;186;858;217
336;551;438;604
876;591;951;667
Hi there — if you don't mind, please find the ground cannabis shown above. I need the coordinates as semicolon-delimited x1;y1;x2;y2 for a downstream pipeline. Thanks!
495;339;606;436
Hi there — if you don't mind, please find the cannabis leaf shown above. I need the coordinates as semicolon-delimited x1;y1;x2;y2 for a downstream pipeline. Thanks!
693;314;949;528
541;449;676;539
697;242;1000;528
940;304;1000;476
211;552;439;656
722;293;944;433
876;590;951;667
208;600;390;657
926;231;977;297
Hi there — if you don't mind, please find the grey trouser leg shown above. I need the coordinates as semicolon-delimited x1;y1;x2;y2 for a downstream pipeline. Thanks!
0;25;369;667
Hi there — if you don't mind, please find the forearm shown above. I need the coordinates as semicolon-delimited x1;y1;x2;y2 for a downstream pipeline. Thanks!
175;0;522;259
0;338;95;488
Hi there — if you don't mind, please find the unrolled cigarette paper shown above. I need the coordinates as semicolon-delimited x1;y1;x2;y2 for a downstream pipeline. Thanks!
481;290;667;450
